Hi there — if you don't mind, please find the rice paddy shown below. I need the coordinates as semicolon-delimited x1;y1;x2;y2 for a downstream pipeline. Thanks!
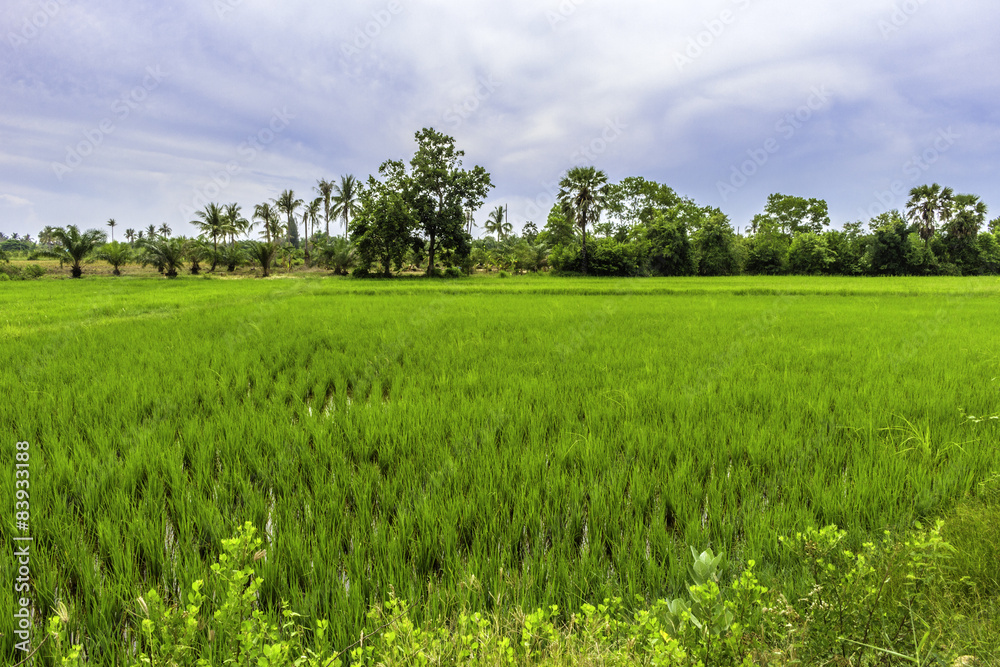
2;274;999;661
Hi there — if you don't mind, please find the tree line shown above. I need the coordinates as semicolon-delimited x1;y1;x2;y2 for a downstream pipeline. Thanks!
4;128;999;278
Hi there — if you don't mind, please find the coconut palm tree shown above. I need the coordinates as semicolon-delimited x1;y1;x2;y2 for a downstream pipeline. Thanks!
273;190;303;247
38;226;57;248
331;175;359;237
106;218;117;241
158;223;172;238
315;178;335;236
247;241;279;277
124;228;136;245
302;198;324;264
558;166;609;274
36;225;104;278
146;224;158;240
93;241;132;276
484;205;512;241
223;203;248;246
140;237;186;278
193;202;226;270
254;202;278;243
906;183;954;245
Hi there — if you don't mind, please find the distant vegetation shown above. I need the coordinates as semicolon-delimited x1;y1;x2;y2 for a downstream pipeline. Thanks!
3;129;999;281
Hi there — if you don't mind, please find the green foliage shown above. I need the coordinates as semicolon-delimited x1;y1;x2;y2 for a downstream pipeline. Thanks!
691;209;738;276
787;232;835;275
642;209;693;276
404;128;493;274
744;230;789;275
351;170;420;276
93;240;133;275
34;224;106;277
138;236;187;277
758;193;831;236
0;262;46;280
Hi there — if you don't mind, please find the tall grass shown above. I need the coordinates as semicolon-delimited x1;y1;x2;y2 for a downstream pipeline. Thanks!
2;275;998;661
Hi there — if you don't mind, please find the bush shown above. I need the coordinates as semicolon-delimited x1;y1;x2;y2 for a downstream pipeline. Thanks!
0;263;46;280
443;266;463;278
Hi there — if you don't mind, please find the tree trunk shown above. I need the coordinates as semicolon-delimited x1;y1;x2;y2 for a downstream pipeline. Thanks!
427;232;436;276
581;227;588;275
71;264;82;278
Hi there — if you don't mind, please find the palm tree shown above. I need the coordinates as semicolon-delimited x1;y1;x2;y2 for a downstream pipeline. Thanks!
331;175;359;237
193;202;226;270
146;224;158;240
315;178;335;236
247;241;279;278
316;236;357;275
124;228;136;245
558;166;609;274
906;183;954;245
223;203;248;246
254;203;278;243
465;208;476;235
484;205;512;241
36;225;104;278
158;223;172;238
185;238;212;275
106;218;117;241
273;190;303;247
139;237;186;278
219;243;246;272
94;241;132;276
302;198;323;265
948;194;988;240
38;226;57;247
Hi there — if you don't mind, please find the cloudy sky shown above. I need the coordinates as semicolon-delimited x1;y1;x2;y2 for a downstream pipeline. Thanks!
1;0;997;239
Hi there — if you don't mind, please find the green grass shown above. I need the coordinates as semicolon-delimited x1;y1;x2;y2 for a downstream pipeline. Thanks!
2;274;999;662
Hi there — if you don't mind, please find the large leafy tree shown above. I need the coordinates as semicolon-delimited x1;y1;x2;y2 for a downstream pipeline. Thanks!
759;194;830;236
558;166;608;275
403;128;493;275
350;167;421;277
273;189;303;248
332;175;360;238
36;225;105;278
906;183;954;245
692;210;738;276
945;194;987;272
604;176;681;229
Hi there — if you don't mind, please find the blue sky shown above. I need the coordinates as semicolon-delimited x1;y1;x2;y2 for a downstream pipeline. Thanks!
1;0;997;239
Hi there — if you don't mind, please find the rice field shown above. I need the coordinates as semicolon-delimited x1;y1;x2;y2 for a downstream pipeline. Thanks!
2;274;999;662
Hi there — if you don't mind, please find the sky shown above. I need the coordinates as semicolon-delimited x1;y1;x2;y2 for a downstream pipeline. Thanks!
1;0;998;239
